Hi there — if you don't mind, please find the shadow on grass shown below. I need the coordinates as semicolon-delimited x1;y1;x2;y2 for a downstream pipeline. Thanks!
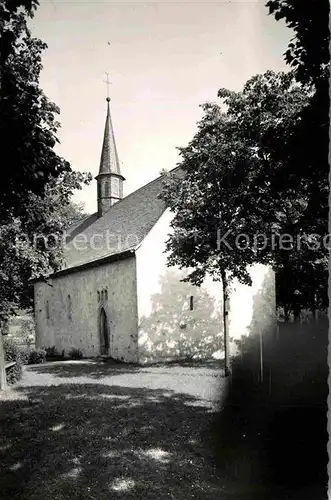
144;359;224;370
25;359;141;379
0;383;232;500
2;315;328;500
26;358;224;380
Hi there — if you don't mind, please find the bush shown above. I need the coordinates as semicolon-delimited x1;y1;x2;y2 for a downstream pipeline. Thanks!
20;348;31;365
19;316;35;347
43;346;65;362
3;338;23;385
68;348;83;360
28;348;46;365
44;346;59;358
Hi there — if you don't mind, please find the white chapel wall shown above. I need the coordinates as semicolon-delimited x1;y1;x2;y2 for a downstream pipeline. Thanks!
34;256;138;362
135;208;276;364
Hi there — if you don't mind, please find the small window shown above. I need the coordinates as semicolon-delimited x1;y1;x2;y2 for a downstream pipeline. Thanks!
101;290;104;301
104;180;110;197
97;291;100;302
113;178;119;197
68;294;72;320
190;296;194;311
46;301;50;320
105;289;108;301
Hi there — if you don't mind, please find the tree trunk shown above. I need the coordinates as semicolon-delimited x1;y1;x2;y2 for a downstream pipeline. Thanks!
293;308;301;323
221;269;230;377
311;293;317;321
259;326;263;383
311;306;316;321
284;305;290;322
0;330;7;391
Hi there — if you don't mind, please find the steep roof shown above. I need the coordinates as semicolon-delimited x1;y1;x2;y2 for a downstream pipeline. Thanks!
63;172;173;271
66;213;99;241
98;98;122;177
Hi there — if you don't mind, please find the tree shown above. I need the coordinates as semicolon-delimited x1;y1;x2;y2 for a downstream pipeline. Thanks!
0;0;92;319
160;70;324;373
0;173;91;320
61;201;90;227
0;0;72;218
266;0;329;86
0;1;92;388
266;0;329;318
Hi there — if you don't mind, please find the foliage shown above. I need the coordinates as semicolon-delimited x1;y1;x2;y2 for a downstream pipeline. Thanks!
3;338;21;362
44;346;66;361
27;348;46;364
44;346;59;358
68;348;83;360
18;315;35;346
266;0;329;86
19;347;30;365
21;345;50;366
276;254;328;319
160;71;327;317
3;338;23;384
0;0;67;213
162;72;299;283
1;320;10;336
61;201;90;227
0;1;92;322
266;0;329;316
160;3;329;319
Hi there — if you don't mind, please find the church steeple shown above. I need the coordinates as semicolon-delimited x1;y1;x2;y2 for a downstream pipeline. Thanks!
96;96;125;217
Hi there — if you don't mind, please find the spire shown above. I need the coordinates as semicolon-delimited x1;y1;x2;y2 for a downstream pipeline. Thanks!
98;97;122;176
96;94;125;217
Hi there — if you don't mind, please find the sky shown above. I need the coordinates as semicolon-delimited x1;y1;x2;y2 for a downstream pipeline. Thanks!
30;0;292;215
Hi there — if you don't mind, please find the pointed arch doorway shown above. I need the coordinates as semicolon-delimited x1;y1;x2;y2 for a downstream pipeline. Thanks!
99;308;110;356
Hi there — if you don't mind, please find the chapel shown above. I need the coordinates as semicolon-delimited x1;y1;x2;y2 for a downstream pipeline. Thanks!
34;97;276;364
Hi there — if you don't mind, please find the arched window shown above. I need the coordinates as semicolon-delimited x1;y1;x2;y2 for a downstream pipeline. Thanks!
99;307;109;355
46;301;50;320
97;291;100;302
104;289;108;301
67;294;72;320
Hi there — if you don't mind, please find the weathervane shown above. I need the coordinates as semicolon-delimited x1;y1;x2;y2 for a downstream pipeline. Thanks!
103;71;112;101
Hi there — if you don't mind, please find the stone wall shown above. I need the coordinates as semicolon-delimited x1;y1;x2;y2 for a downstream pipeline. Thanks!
34;256;138;362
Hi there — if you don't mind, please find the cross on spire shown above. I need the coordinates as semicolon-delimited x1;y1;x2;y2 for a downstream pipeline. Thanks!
103;72;112;101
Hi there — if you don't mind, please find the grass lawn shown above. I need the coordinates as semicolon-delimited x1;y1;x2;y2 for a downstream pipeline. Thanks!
0;356;327;500
0;360;236;500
